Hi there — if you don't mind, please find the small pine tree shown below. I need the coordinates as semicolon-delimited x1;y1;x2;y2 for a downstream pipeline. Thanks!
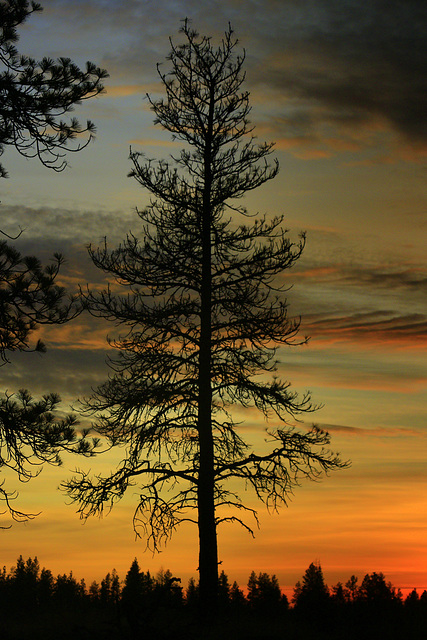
88;580;100;602
247;571;281;611
405;588;419;609
38;568;54;607
229;580;246;609
344;575;359;602
110;569;121;606
247;571;258;607
293;562;329;611
218;570;230;608
100;572;112;605
186;577;199;609
358;572;401;604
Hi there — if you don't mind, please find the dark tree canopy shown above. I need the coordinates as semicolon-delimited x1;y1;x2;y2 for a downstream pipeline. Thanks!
0;223;98;527
0;242;75;362
0;0;108;177
0;1;106;524
0;389;98;525
64;21;348;614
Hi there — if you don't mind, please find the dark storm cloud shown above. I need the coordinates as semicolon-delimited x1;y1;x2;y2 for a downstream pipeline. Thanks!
249;0;427;144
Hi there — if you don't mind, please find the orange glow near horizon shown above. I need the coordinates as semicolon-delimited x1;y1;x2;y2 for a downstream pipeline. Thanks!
1;420;426;599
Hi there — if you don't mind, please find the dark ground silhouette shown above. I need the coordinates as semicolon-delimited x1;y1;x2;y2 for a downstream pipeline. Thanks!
0;556;426;639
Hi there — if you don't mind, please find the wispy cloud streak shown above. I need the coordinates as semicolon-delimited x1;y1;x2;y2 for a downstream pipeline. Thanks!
304;311;427;346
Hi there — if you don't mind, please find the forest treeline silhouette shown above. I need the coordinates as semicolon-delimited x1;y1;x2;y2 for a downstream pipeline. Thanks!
0;556;426;639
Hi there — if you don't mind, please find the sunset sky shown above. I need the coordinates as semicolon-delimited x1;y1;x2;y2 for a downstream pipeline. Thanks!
1;0;426;597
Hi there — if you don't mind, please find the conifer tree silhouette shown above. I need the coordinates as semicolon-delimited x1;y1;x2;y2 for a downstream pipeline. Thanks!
64;21;348;615
0;0;105;524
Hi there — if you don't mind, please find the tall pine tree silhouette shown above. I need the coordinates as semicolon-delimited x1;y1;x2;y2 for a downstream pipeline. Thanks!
64;21;348;615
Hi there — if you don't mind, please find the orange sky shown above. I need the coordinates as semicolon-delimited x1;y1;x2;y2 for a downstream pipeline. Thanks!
1;0;426;598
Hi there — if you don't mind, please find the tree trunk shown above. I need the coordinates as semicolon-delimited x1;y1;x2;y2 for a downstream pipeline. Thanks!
197;350;218;615
197;91;218;617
